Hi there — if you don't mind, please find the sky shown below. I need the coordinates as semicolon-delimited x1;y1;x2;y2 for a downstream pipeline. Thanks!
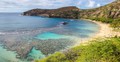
0;0;115;12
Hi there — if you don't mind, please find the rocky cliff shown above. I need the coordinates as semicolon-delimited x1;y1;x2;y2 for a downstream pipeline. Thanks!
23;6;80;19
79;0;120;19
23;0;120;19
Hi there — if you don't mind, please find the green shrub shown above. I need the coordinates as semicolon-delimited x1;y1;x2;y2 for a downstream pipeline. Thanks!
89;17;113;23
37;52;69;62
110;18;120;29
75;38;120;62
88;17;120;29
36;37;120;62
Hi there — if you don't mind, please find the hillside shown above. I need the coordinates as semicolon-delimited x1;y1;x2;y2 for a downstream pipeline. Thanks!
24;0;120;19
79;0;120;19
79;0;120;29
23;6;80;19
23;0;120;29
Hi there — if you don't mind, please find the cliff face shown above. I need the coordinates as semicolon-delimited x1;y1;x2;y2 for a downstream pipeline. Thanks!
79;0;120;19
23;6;80;19
23;0;120;19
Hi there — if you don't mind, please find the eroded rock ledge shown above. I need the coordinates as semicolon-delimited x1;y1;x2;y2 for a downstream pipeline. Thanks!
23;6;80;19
23;0;120;19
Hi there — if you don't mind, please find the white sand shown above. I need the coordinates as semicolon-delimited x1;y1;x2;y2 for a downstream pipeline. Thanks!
73;19;120;46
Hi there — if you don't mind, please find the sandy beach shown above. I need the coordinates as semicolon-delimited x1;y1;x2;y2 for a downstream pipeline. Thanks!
73;19;120;46
91;20;120;38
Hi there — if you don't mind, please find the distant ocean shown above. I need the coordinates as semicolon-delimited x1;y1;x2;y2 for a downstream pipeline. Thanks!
0;13;99;62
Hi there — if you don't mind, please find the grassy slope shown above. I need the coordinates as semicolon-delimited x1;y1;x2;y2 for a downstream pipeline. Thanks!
36;37;120;62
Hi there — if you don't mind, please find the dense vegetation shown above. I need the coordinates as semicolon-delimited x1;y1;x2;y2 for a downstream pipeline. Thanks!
87;17;120;29
110;18;120;29
35;37;120;62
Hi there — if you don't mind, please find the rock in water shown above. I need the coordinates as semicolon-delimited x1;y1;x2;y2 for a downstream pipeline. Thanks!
61;22;68;25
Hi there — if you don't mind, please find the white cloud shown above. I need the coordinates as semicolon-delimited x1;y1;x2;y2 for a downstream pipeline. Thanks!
77;1;82;5
87;0;96;8
0;0;115;12
87;0;102;8
96;4;101;7
0;0;73;12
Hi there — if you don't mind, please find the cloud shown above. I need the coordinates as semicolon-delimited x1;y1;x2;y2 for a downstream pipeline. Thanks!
0;0;115;12
96;4;101;7
0;0;74;12
87;0;96;8
86;0;102;8
77;1;82;5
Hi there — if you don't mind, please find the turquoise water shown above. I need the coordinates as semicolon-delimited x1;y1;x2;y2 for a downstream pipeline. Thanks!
0;13;99;62
27;47;45;60
35;32;68;40
0;45;20;62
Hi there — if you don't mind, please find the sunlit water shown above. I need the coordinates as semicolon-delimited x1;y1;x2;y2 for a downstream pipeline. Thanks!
0;13;99;62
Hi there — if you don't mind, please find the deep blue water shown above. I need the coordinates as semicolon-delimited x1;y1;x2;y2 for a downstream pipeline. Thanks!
0;13;66;32
0;13;99;62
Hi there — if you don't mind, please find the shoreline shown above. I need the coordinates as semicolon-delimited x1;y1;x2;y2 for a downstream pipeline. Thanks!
88;19;120;38
73;19;120;46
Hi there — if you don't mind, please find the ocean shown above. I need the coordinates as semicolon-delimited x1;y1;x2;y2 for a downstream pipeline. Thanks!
0;13;99;62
